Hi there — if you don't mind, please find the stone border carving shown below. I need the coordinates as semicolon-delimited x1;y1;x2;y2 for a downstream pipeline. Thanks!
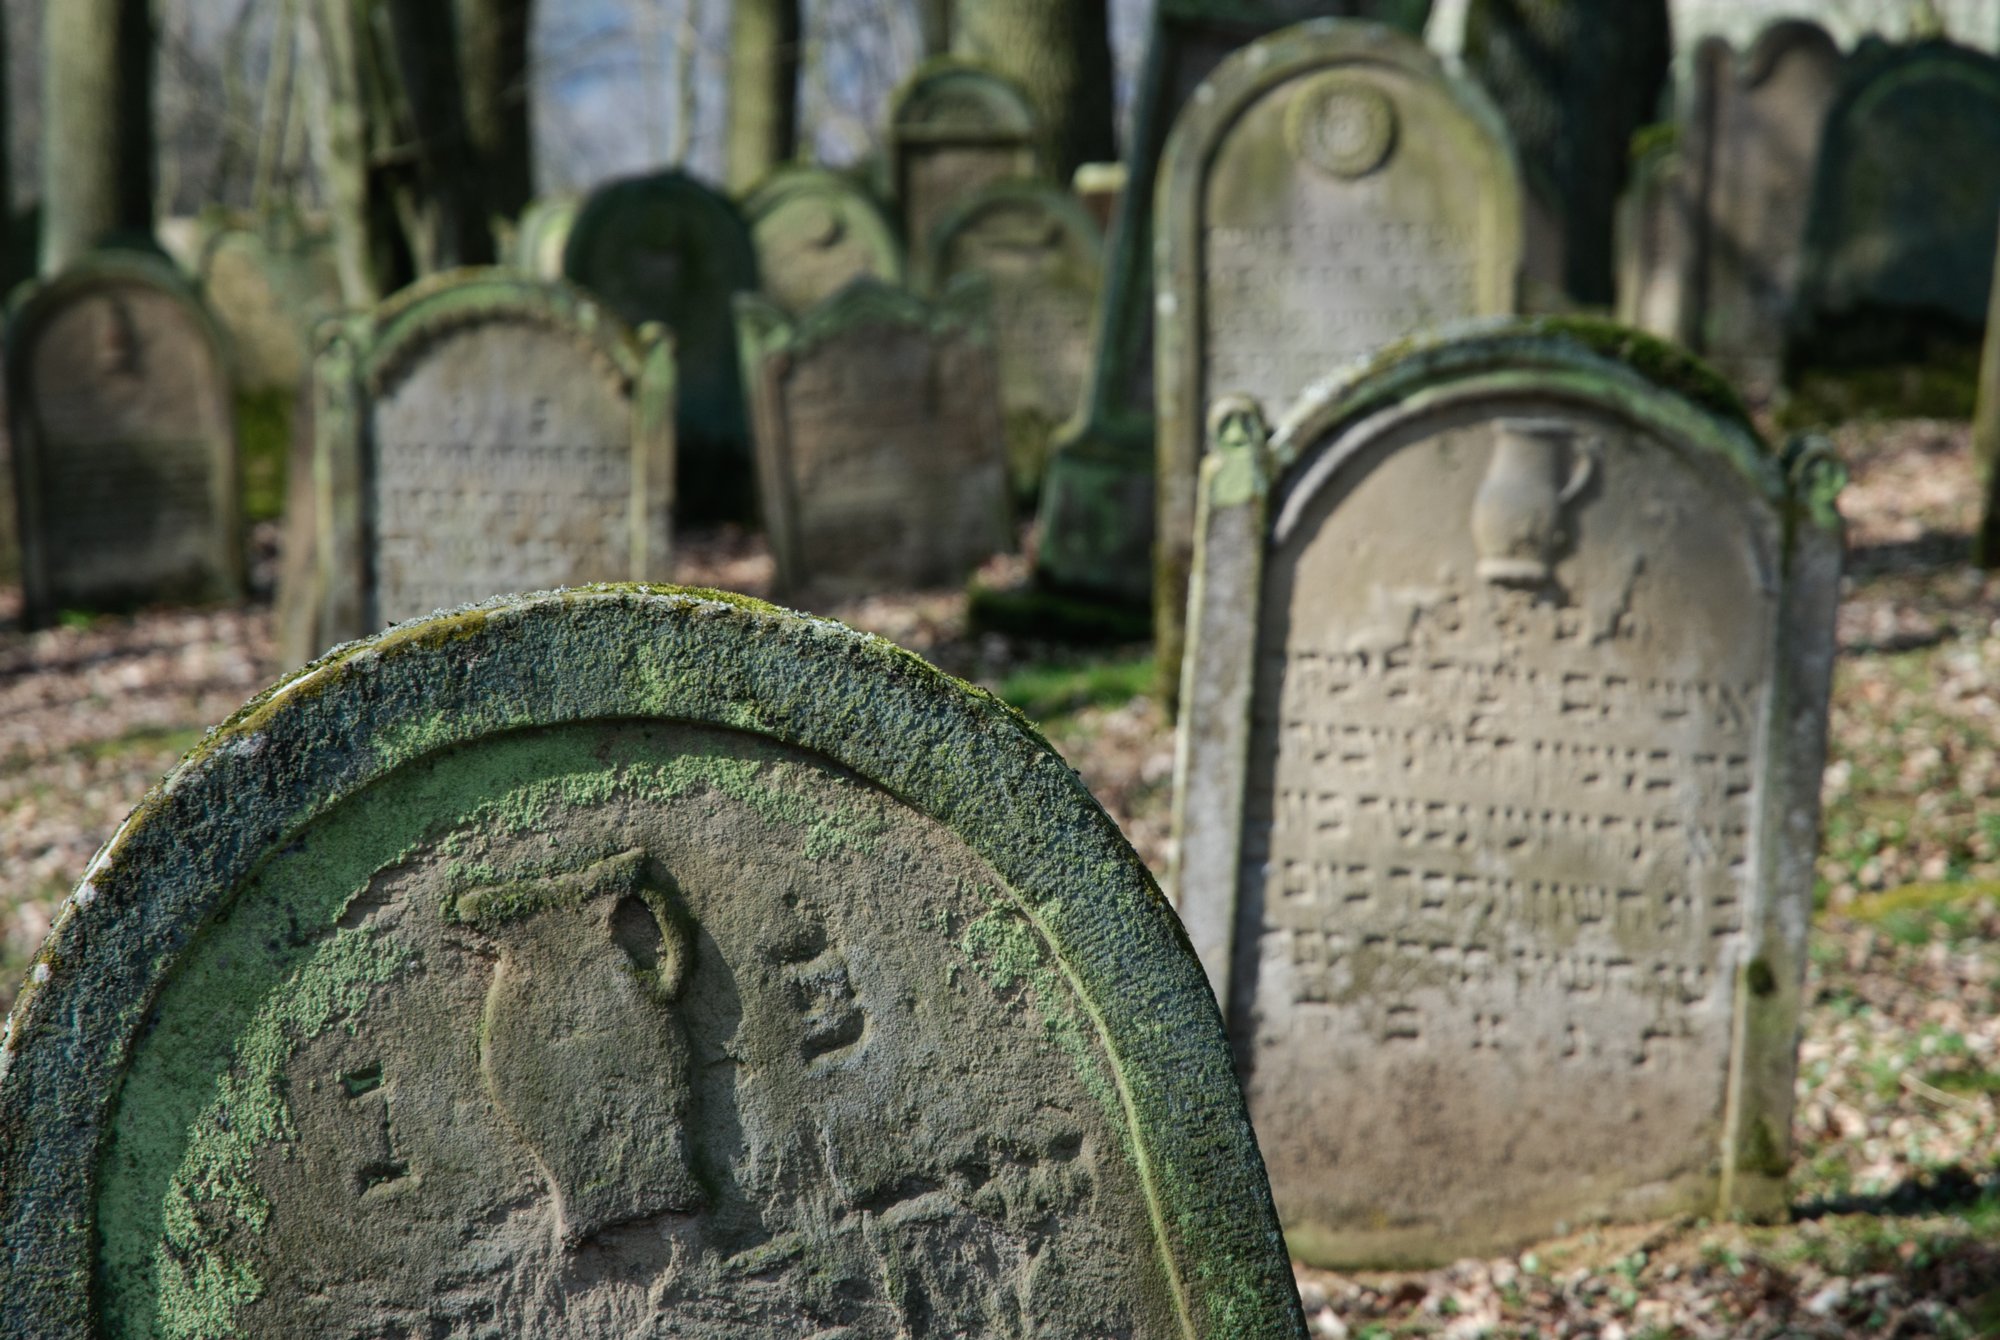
284;267;674;664
4;251;245;628
2;585;1309;1340
1153;19;1525;700
1170;317;1845;1224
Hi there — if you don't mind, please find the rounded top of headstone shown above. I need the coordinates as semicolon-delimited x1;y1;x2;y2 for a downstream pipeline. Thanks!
7;249;222;346
1742;17;1842;84
890;57;1037;140
562;168;760;310
922;179;1105;289
2;585;1306;1339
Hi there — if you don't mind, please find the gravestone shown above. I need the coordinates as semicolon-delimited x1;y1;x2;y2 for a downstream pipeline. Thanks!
1155;19;1523;691
1613;130;1697;347
1171;322;1843;1266
926;182;1103;502
736;277;1010;595
1667;0;2000;59
1035;1;1433;610
278;269;674;667
515;196;581;281
887;60;1039;261
0;587;1308;1339
1795;39;2000;363
1680;23;1844;394
742;166;902;316
6;253;243;627
198;221;346;395
563;170;759;518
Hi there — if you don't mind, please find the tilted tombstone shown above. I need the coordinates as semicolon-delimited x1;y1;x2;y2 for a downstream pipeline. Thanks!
6;253;243;627
926;182;1104;502
278;269;673;667
0;587;1309;1339
563;170;759;518
887;60;1040;262
1035;0;1431;608
1155;19;1523;689
514;195;581;282
737;277;1011;596
198;220;346;396
1678;22;1844;395
742;166;903;316
1171;322;1844;1267
1795;39;2000;363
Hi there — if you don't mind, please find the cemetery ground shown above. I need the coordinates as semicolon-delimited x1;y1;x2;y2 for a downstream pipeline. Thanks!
0;422;1996;1337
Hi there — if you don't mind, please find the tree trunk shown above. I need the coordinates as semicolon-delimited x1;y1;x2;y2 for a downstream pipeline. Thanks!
952;0;1115;183
43;0;154;271
456;0;534;224
1464;0;1669;306
915;0;951;59
384;0;493;269
725;0;800;193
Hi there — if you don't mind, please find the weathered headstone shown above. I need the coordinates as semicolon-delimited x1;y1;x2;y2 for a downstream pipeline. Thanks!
736;277;1011;595
563;170;759;518
0;587;1308;1339
742;166;903;316
514;195;581;281
1795;39;2000;363
926;182;1103;502
1035;1;1436;611
1155;19;1523;691
6;253;243;627
1171;322;1844;1266
198;221;346;395
887;60;1040;261
1613;129;1697;347
1677;22;1844;394
1666;0;2000;60
278;269;674;667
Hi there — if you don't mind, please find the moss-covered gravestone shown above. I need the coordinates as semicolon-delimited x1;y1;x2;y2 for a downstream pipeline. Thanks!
1795;39;2000;365
564;170;759;518
736;277;1011;596
887;60;1040;263
197;221;346;397
6;253;243;628
514;196;581;282
926;182;1104;504
1171;322;1843;1266
1155;19;1522;694
742;166;903;317
1035;0;1429;609
0;586;1307;1339
277;269;673;667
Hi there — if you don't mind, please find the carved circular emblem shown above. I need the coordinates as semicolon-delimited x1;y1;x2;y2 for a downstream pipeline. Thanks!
1289;78;1397;179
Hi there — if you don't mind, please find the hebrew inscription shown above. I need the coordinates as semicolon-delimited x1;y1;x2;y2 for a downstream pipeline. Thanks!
1238;405;1780;1261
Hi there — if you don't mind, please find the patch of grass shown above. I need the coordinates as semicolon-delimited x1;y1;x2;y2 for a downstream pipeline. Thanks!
1838;881;2000;945
1925;1067;2000;1098
995;652;1154;724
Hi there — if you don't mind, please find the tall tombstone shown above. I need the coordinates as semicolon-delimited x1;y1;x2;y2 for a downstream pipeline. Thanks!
1155;19;1523;692
1035;0;1434;611
887;60;1040;260
742;166;903;316
736;277;1011;596
1795;39;2000;364
5;253;243;628
0;587;1308;1340
563;170;759;518
1171;323;1844;1266
1613;130;1698;347
278;269;674;667
514;195;581;281
1679;22;1844;395
926;182;1104;503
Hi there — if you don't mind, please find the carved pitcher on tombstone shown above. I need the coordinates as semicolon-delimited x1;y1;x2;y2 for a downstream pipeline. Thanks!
1471;417;1597;586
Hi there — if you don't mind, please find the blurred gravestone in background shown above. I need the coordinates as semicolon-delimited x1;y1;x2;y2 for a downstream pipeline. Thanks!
1033;0;1433;614
925;180;1102;505
1793;39;2000;372
1153;18;1522;693
1618;20;1843;399
1977;228;2000;567
1666;0;2000;58
562;169;757;519
197;219;345;397
1171;323;1844;1267
0;588;1309;1339
736;276;1010;596
513;196;580;281
1460;0;1670;309
278;269;673;667
886;58;1042;255
7;253;241;627
742;165;903;316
